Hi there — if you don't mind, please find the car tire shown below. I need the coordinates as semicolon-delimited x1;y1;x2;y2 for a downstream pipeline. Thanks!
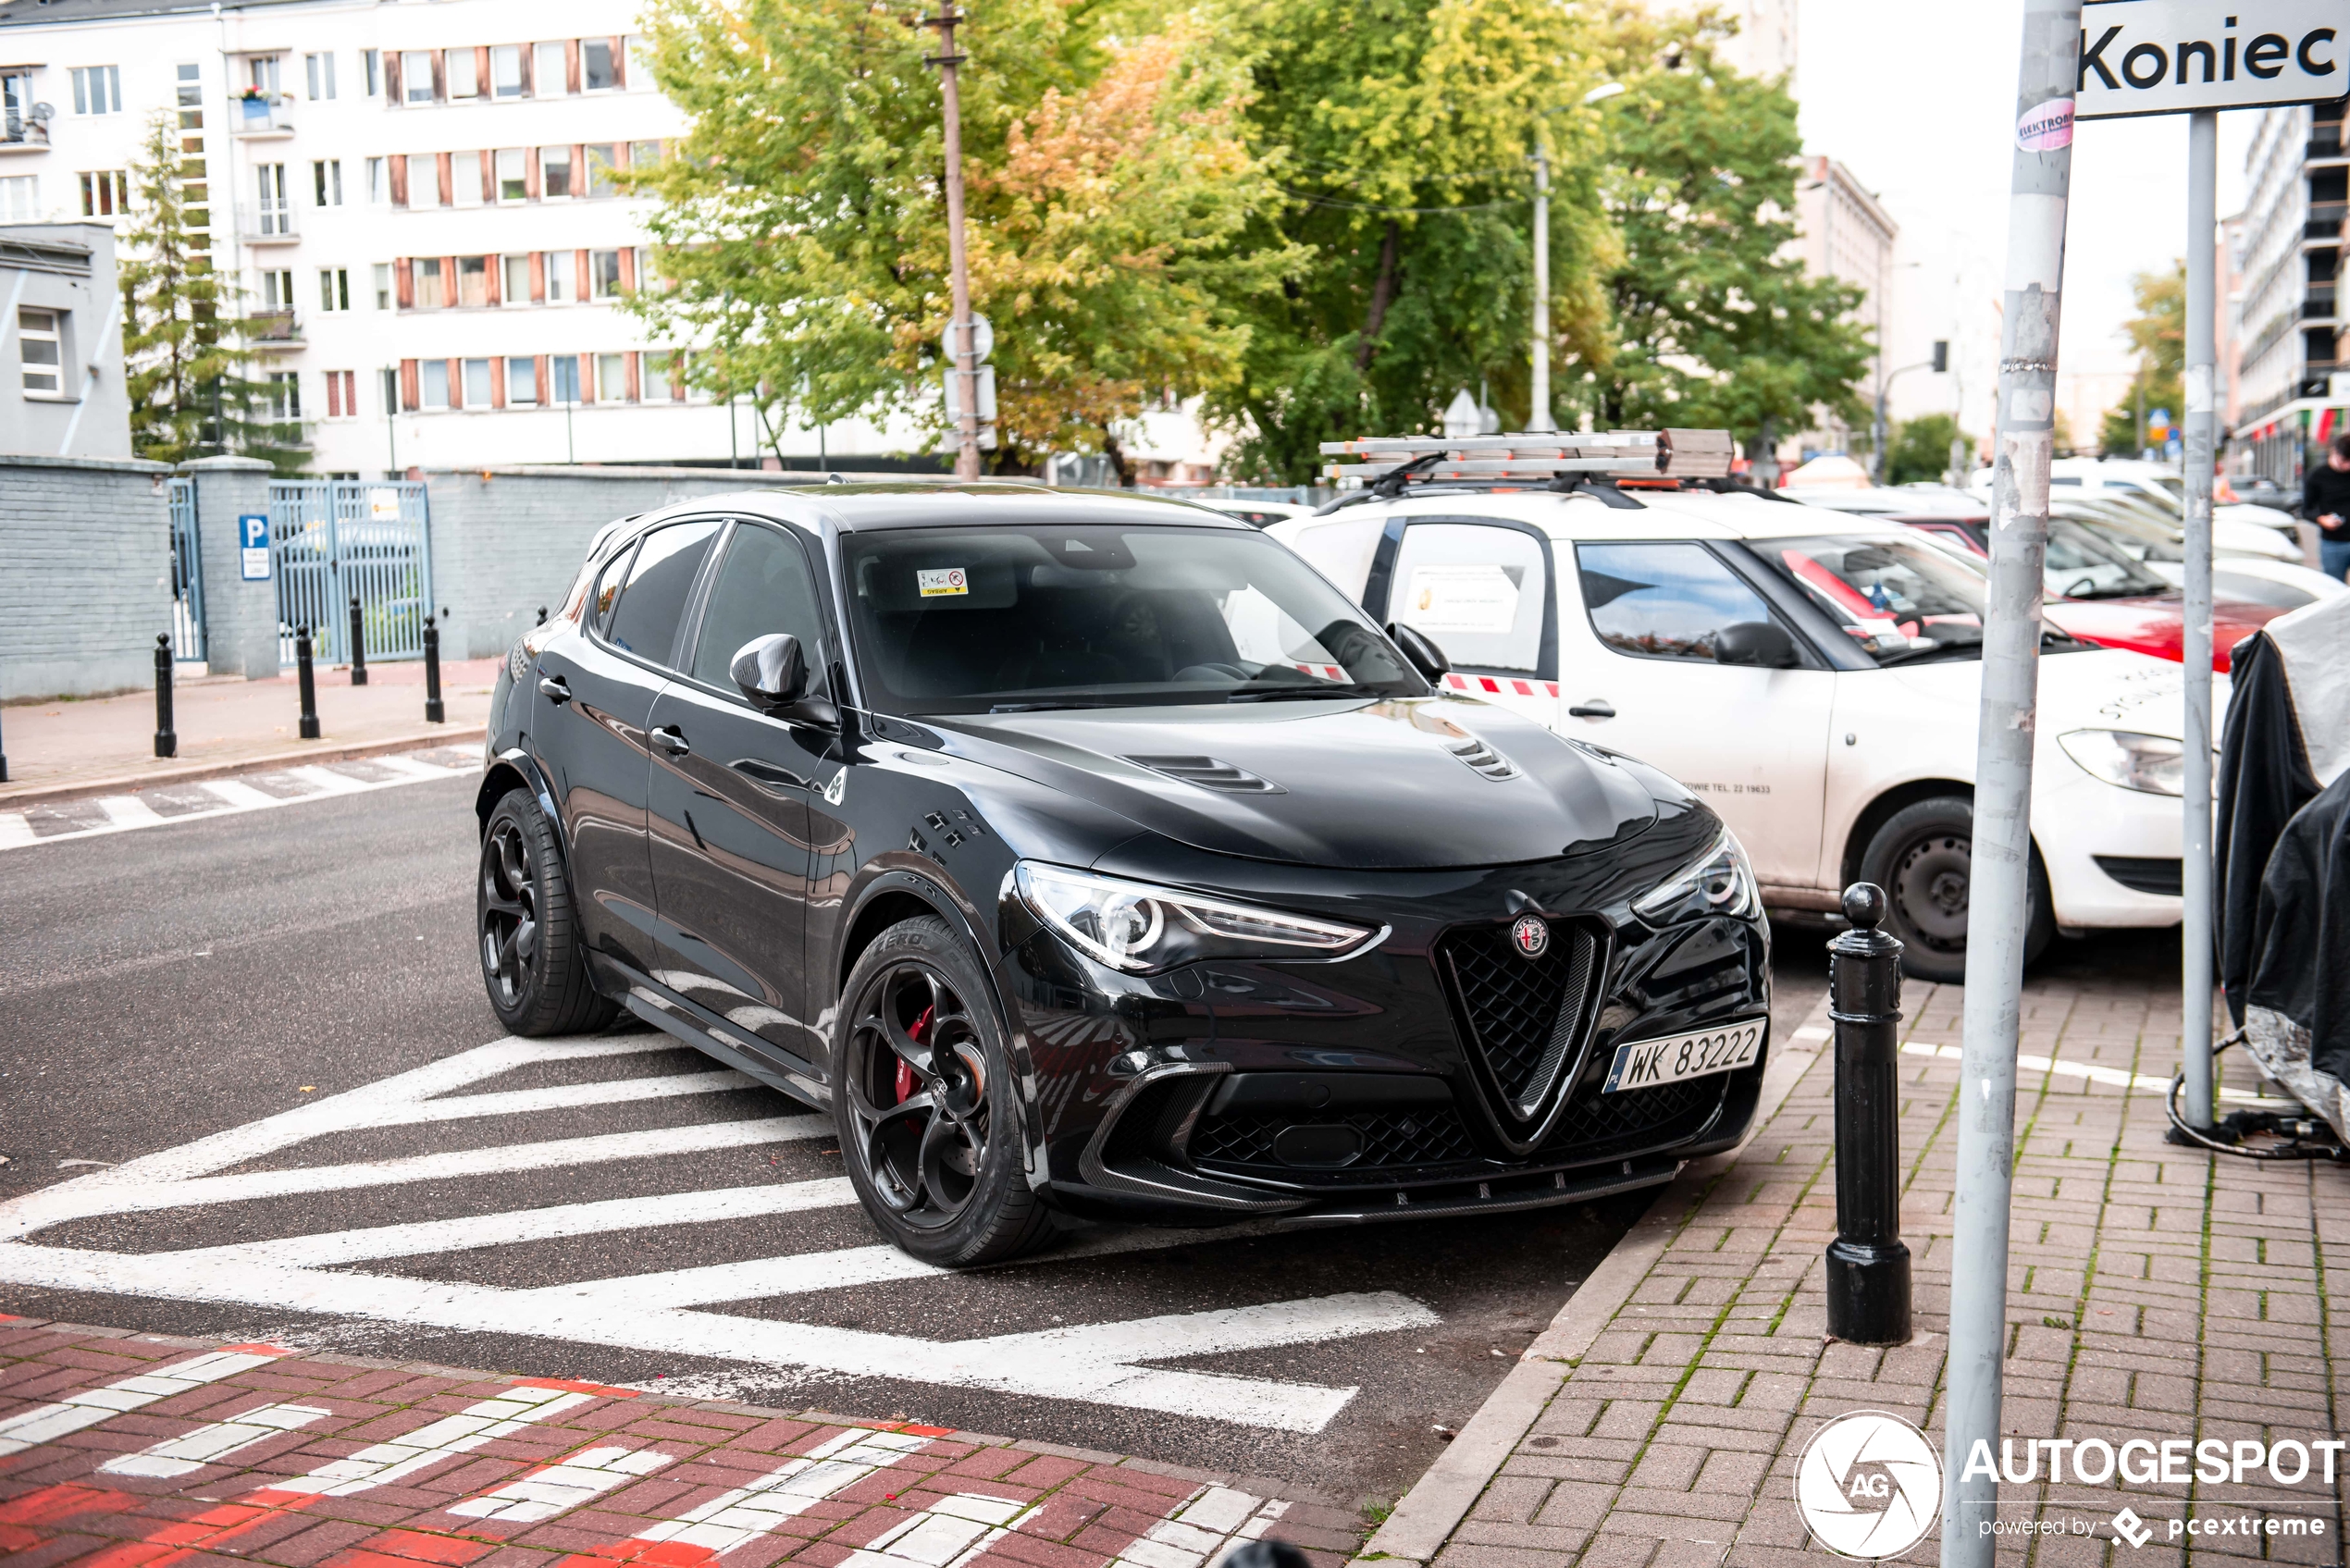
1858;796;2053;984
477;787;620;1036
835;915;1052;1266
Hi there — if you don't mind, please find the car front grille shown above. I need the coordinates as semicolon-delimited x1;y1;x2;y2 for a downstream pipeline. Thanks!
1437;919;1602;1120
1540;1069;1727;1157
1190;1106;1481;1172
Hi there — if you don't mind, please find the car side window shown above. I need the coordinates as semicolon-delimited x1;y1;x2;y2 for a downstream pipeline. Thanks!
1389;522;1547;673
1577;542;1776;663
604;519;723;666
588;542;637;635
689;523;826;693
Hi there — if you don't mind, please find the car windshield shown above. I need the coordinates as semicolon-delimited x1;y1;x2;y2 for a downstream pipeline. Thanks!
2053;501;2185;563
2044;516;2171;599
1758;534;1996;665
841;523;1425;715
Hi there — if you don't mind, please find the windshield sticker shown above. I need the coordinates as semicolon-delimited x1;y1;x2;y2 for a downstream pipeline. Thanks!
917;567;969;598
1404;564;1519;636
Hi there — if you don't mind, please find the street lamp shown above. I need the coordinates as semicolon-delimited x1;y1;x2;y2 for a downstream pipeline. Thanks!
1528;81;1625;435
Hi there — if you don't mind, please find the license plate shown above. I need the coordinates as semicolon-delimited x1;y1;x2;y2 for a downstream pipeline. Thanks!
1601;1019;1766;1093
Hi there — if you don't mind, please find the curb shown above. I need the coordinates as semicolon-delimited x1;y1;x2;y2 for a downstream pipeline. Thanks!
0;727;487;809
1356;998;1836;1566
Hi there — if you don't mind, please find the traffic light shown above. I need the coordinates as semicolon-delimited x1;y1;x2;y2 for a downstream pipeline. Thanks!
1932;340;1948;373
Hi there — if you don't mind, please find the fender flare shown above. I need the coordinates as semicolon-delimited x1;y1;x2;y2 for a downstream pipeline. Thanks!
477;747;572;886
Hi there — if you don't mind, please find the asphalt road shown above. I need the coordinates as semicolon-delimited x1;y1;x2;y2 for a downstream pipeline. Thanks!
0;772;1831;1510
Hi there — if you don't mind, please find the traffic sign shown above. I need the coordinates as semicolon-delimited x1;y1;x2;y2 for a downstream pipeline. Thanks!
2076;0;2349;119
939;314;993;364
238;513;271;582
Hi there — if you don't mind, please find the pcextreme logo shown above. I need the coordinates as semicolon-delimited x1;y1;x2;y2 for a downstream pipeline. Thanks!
1795;1411;1944;1559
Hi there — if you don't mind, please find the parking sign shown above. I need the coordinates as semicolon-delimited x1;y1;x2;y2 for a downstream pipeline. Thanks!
239;513;271;581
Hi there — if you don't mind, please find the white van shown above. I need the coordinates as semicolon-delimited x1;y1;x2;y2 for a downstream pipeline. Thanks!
1271;486;2202;980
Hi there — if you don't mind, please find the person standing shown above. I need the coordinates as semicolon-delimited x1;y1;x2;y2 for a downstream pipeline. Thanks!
2302;432;2350;582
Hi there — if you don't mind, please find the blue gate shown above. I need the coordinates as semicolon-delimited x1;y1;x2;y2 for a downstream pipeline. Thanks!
167;477;205;662
270;480;433;665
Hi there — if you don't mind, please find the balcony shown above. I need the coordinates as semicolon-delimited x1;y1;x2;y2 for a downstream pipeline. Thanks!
2307;203;2345;241
2308;135;2346;162
242;215;298;246
2303;288;2337;321
231;96;293;137
0;114;49;154
249;308;302;346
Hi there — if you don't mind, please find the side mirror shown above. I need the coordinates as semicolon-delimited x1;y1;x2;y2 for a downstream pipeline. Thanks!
1713;621;1800;669
730;633;806;710
1386;621;1451;683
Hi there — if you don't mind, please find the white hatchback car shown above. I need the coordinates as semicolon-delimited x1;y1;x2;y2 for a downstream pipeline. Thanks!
1270;487;2202;980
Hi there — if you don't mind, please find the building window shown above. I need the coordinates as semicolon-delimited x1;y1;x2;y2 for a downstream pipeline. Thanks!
71;66;122;116
589;248;623;299
245;55;281;96
318;267;349;311
260;268;293;308
19;307;62;395
597;352;626;401
585;143;618;198
380;365;399;414
313;158;342;206
550;352;580;404
457;254;489;307
642;349;675;401
451;150;483;208
0;174;37;220
373;262;392;309
366;156;387;204
501;253;531;303
582;38;617;91
462;357;493;407
490;44;524;99
495;148;526;204
405;152;439;207
624;35;648;88
363;49;380;96
419;358;451;410
2;73;37;146
543;250;575;302
506;356;538;404
538;145;572;199
176;62;202;107
400;50;437;104
255;164;291;234
266;370;300;421
305;52;337;100
325;368;356;417
534;41;568;95
445;47;478;101
415;257;447;310
79;169;128;217
629;139;661;171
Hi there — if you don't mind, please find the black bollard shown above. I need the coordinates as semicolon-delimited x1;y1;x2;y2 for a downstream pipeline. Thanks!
348;595;368;685
296;624;321;740
1824;882;1912;1345
424;615;445;723
536;605;548;625
154;633;177;759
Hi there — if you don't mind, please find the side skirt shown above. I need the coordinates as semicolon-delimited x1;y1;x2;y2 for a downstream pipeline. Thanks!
600;959;835;1112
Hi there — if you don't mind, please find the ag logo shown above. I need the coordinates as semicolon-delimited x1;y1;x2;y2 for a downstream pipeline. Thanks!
1510;913;1549;959
1795;1411;1941;1559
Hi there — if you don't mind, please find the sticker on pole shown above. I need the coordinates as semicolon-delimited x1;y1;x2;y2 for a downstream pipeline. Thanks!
239;513;272;582
1794;1410;1942;1559
2016;97;2073;151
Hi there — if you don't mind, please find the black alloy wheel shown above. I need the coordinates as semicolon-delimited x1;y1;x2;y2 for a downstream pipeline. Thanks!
476;788;618;1036
835;916;1050;1265
1858;796;2053;983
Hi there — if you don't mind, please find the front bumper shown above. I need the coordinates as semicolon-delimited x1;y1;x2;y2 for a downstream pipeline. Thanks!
2036;759;2190;930
997;836;1771;1226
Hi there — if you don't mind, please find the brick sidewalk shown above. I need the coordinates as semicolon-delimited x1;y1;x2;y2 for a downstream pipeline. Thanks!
1366;969;2350;1566
0;1327;1360;1568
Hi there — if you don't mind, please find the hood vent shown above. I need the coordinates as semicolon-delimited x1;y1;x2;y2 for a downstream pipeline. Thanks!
1448;736;1521;781
1124;754;1288;795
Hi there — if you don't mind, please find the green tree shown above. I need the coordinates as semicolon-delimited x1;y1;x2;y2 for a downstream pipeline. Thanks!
1580;6;1871;448
1203;0;1618;482
1886;413;1972;486
2098;262;2183;457
625;0;1286;473
118;111;305;470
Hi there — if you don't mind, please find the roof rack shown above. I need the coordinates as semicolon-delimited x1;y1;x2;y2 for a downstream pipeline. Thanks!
1318;428;1738;489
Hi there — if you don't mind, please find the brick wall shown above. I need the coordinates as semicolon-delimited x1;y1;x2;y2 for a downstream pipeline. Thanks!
0;454;175;700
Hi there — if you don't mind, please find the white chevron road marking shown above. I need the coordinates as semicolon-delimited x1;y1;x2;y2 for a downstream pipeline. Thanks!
99;1401;332;1477
0;1348;289;1457
0;747;478;854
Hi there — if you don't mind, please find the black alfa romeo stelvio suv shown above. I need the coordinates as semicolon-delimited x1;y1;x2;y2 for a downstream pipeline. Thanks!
476;484;1771;1264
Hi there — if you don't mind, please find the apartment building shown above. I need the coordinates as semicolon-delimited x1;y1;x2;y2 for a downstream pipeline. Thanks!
0;0;933;473
2228;98;2346;485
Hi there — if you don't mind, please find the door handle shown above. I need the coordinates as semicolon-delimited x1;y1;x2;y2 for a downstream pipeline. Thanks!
650;726;691;758
538;675;571;704
1566;699;1616;719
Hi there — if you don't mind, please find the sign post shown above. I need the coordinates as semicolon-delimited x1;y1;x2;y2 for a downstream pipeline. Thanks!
2180;109;2220;1131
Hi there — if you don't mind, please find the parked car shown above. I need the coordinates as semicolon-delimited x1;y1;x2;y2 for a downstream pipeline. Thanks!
477;485;1772;1262
1271;484;2207;981
1969;457;2303;545
2042;498;2347;609
1197;498;1317;528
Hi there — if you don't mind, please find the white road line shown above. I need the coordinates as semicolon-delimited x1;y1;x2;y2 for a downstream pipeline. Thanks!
840;1491;1025;1568
169;1178;861;1268
98;1401;330;1477
447;1445;673;1523
626;1427;933;1554
1899;1041;2284;1105
287;764;372;795
0;1348;286;1457
201;778;280;809
372;752;461;781
265;1385;594;1497
392;1068;758;1126
0;814;34;851
96;796;167;828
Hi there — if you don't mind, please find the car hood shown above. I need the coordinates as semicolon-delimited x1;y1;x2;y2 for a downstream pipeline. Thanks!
928;697;1660;870
2044;592;2282;671
1889;644;2226;741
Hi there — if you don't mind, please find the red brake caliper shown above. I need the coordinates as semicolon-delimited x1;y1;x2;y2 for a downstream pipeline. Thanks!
895;1006;932;1105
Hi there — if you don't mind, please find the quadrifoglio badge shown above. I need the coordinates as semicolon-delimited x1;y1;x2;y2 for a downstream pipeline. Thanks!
1795;1411;2344;1555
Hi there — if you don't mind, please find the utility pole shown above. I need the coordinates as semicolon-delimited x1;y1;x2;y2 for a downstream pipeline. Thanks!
2180;109;2219;1131
925;6;983;480
1528;142;1552;433
1940;4;2078;1562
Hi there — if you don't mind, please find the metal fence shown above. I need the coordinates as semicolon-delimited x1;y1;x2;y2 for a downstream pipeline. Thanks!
270;480;433;666
167;477;205;662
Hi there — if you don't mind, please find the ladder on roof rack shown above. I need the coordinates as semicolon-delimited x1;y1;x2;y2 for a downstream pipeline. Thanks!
1318;428;1738;487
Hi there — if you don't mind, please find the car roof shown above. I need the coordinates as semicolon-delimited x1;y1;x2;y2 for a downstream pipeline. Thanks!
610;481;1250;549
1300;486;1921;544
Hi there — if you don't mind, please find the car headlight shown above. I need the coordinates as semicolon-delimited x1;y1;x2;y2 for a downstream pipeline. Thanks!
1015;862;1381;973
2058;729;2183;796
1632;827;1759;924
